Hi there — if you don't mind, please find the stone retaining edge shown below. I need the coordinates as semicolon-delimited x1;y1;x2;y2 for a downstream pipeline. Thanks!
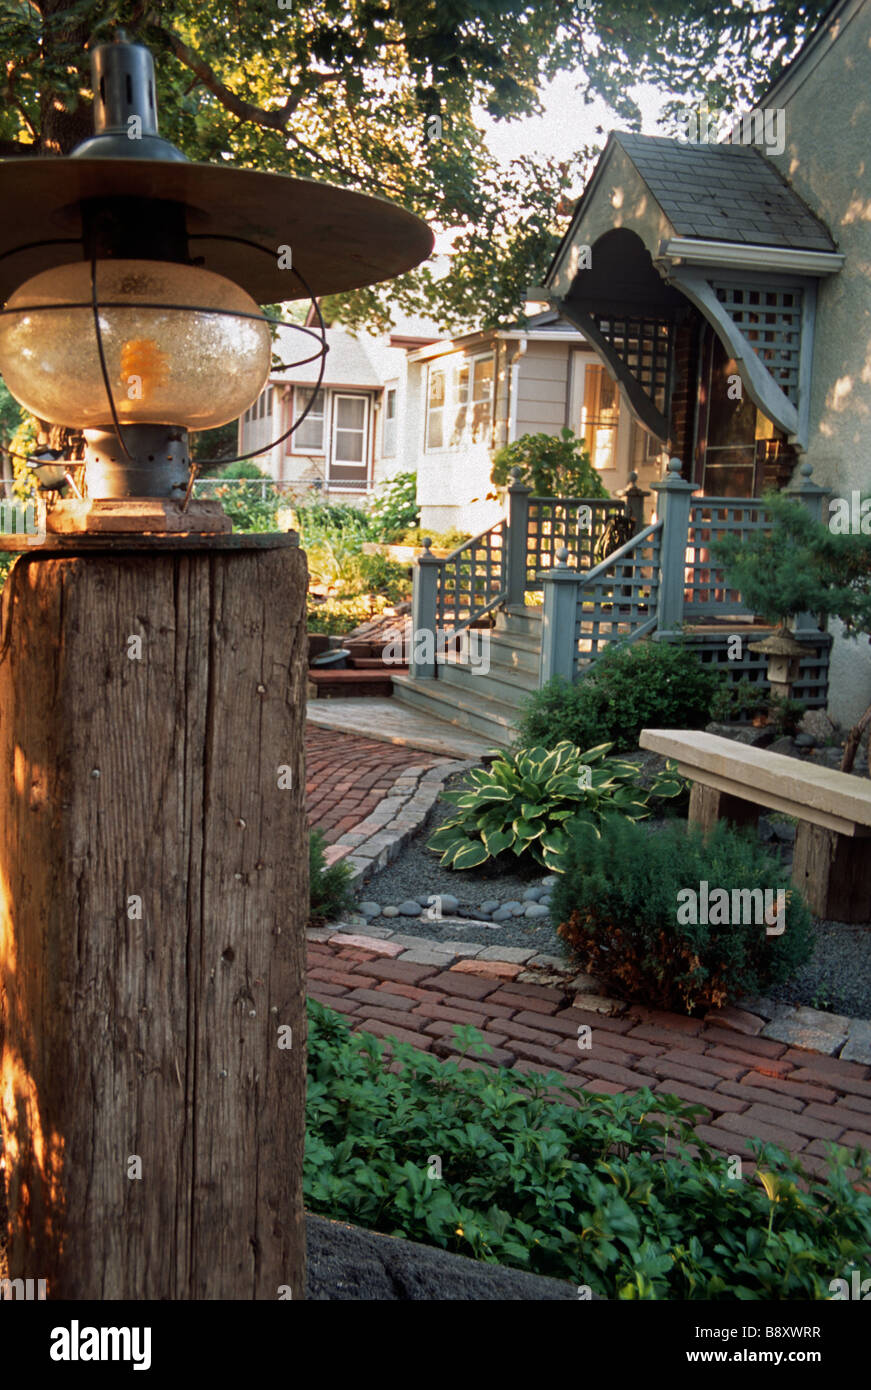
325;758;479;885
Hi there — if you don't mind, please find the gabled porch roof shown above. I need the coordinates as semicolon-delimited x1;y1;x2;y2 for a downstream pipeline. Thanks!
544;133;844;448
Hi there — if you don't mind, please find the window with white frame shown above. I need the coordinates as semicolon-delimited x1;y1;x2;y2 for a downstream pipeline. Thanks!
576;361;619;471
383;385;397;456
426;367;446;450
329;394;370;485
471;355;494;441
426;352;494;452
581;364;618;469
291;387;326;452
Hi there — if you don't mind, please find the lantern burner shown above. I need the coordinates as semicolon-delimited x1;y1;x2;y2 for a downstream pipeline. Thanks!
83;425;189;499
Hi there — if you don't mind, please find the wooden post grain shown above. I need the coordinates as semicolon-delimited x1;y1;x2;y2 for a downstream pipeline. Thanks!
0;541;308;1299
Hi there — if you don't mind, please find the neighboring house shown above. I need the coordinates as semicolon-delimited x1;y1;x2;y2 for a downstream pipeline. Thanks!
237;311;440;502
409;311;665;535
536;0;871;726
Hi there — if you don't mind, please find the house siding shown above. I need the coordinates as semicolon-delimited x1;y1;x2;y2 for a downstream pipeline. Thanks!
515;343;571;437
766;0;871;724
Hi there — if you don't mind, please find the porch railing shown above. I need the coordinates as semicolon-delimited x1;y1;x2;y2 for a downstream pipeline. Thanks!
435;521;507;632
684;496;771;618
525;496;631;588
408;455;832;696
538;523;663;683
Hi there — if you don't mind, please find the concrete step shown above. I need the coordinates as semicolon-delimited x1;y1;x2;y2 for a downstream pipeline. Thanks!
496;605;543;640
392;673;518;747
436;658;537;711
439;647;539;691
486;645;540;677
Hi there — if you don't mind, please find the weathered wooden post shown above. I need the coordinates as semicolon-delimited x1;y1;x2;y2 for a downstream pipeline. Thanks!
0;535;309;1299
0;33;431;1299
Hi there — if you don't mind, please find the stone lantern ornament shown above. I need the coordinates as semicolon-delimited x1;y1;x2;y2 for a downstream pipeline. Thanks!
748;627;808;703
0;32;431;1303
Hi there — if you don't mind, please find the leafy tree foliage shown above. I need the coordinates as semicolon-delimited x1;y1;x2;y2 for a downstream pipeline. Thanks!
0;0;830;332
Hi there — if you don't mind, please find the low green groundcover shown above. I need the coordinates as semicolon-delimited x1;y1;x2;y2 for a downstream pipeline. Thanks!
304;1000;871;1300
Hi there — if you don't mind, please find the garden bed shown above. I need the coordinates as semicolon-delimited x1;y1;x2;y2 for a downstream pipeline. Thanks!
361;759;871;1018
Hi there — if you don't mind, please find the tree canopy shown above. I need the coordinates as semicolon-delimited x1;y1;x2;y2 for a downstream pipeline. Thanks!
0;0;831;333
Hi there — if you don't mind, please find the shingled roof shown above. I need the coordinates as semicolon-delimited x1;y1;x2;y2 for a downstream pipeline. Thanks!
612;133;836;252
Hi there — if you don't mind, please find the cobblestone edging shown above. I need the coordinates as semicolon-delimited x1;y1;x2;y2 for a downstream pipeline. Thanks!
326;759;479;886
307;923;871;1065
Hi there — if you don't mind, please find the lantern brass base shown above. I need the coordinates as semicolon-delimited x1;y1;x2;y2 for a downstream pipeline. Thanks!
45;498;232;535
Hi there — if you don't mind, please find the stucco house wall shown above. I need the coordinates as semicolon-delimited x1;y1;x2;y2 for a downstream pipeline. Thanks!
765;0;871;724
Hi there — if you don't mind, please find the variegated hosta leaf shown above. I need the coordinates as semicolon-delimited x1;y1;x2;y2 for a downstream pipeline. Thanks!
482;826;514;857
450;839;491;870
577;742;615;762
513;817;545;841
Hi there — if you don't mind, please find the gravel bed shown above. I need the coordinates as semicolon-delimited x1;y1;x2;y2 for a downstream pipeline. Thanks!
364;774;568;956
766;924;871;1018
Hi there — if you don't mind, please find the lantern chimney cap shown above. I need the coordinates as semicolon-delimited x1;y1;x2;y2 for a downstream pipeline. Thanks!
71;32;188;163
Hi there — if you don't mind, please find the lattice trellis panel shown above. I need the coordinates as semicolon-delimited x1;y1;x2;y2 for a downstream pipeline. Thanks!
685;498;771;617
436;521;506;631
589;315;671;412
526;498;630;588
573;521;663;671
679;630;831;711
713;283;803;405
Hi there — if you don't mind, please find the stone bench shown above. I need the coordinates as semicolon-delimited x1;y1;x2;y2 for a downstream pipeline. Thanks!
639;729;871;924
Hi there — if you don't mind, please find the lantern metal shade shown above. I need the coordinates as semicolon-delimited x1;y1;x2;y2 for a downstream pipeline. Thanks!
0;158;434;305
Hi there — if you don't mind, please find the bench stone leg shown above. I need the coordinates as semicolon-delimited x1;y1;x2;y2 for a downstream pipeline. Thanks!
792;823;871;923
688;784;760;836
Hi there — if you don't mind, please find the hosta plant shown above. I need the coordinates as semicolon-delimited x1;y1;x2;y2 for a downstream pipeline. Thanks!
426;741;683;872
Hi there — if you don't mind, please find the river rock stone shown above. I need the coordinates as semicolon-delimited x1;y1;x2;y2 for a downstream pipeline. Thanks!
798;708;837;744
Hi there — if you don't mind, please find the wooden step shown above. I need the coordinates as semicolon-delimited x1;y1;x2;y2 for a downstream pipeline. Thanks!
308;667;404;698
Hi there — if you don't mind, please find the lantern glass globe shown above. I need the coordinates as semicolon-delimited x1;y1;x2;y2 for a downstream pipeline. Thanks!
0;260;272;430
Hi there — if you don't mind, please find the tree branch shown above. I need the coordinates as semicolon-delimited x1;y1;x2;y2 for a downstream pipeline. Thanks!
153;24;343;131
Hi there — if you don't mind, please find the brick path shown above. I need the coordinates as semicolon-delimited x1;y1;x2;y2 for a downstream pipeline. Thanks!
307;934;871;1181
306;725;442;845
